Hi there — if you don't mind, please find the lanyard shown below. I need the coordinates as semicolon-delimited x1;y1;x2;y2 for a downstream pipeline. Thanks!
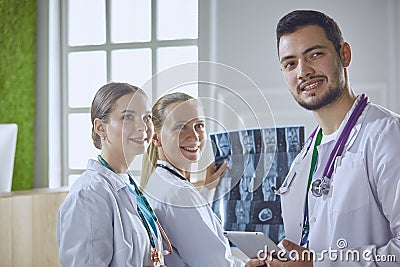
97;155;158;244
97;155;173;265
300;129;322;247
156;163;187;181
126;178;159;241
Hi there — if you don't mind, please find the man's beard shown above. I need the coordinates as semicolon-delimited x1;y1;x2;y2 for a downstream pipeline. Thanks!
293;67;346;111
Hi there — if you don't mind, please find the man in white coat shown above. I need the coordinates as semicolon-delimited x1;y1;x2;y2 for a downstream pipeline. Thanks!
269;10;400;266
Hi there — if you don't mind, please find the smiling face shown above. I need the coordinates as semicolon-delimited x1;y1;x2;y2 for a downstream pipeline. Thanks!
102;92;153;163
278;25;350;111
157;100;206;172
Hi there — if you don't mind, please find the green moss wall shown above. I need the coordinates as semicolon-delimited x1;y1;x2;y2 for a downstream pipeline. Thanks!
0;1;36;190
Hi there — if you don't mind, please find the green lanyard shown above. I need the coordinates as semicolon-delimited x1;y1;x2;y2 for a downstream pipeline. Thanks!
97;155;159;248
300;129;322;247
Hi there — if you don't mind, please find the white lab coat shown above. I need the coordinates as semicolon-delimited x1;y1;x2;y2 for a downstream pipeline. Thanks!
144;160;245;267
278;97;400;266
57;159;162;267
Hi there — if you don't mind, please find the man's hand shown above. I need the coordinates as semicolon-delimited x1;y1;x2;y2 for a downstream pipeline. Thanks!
245;258;268;267
268;239;313;267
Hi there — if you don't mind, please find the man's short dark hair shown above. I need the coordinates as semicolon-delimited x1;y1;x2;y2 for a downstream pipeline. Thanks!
276;10;344;56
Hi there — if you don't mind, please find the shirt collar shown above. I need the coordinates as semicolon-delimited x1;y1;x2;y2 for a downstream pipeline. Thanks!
87;159;128;192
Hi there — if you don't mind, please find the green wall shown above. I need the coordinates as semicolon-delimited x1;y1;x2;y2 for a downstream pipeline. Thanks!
0;1;37;190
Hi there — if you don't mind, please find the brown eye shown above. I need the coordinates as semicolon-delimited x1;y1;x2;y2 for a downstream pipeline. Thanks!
285;62;294;68
311;52;323;59
282;61;296;71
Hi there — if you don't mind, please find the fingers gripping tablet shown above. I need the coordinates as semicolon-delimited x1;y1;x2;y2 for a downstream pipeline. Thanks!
223;231;281;259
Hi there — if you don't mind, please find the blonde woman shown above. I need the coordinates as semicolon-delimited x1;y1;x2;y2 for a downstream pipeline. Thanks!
57;83;171;267
142;92;266;267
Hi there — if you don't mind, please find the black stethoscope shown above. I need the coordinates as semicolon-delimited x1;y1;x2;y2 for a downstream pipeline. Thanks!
157;162;226;228
156;163;187;181
275;94;369;197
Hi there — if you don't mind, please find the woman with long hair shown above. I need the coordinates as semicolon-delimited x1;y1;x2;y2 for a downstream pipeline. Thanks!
142;92;266;267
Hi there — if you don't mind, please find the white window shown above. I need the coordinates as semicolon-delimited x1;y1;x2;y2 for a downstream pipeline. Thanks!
52;0;198;186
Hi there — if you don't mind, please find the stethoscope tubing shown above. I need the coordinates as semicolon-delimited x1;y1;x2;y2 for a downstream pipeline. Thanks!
156;163;187;181
276;94;369;197
322;94;368;180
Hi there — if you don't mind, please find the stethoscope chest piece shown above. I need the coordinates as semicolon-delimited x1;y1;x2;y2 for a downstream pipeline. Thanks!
311;178;331;197
309;94;368;198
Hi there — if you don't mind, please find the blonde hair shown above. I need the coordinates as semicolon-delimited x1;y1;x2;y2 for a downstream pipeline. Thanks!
141;92;194;188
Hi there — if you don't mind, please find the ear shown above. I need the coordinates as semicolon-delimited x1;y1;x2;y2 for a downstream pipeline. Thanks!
152;133;162;147
339;42;351;68
93;118;106;139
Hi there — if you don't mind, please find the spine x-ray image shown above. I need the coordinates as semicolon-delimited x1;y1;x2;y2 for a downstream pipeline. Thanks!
210;126;304;243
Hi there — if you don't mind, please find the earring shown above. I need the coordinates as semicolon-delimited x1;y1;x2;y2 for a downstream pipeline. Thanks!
102;135;107;141
154;139;161;147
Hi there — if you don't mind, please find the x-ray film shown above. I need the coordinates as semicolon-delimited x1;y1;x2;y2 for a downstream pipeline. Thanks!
210;126;305;243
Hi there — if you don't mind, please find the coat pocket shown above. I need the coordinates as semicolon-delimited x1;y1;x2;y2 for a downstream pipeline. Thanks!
330;152;370;213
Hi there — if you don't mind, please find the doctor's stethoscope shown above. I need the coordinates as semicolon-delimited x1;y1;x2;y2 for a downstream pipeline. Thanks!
156;163;225;226
156;163;187;181
274;94;368;197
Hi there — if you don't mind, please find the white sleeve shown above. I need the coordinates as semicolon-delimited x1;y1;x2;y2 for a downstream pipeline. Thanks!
163;190;245;267
367;121;400;265
57;187;114;267
198;186;216;203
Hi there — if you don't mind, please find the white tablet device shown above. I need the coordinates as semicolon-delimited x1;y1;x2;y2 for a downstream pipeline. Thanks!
224;231;281;259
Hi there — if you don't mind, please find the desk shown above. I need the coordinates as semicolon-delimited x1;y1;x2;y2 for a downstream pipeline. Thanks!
0;188;68;267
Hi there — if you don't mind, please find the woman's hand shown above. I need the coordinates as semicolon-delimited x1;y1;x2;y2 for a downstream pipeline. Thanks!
204;161;228;189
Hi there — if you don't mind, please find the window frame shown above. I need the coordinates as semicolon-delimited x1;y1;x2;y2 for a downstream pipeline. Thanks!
48;0;198;186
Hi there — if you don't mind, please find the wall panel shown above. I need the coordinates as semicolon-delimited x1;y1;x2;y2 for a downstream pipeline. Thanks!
0;189;67;267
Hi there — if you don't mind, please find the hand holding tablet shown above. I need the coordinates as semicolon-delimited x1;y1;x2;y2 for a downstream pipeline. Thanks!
223;231;281;259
